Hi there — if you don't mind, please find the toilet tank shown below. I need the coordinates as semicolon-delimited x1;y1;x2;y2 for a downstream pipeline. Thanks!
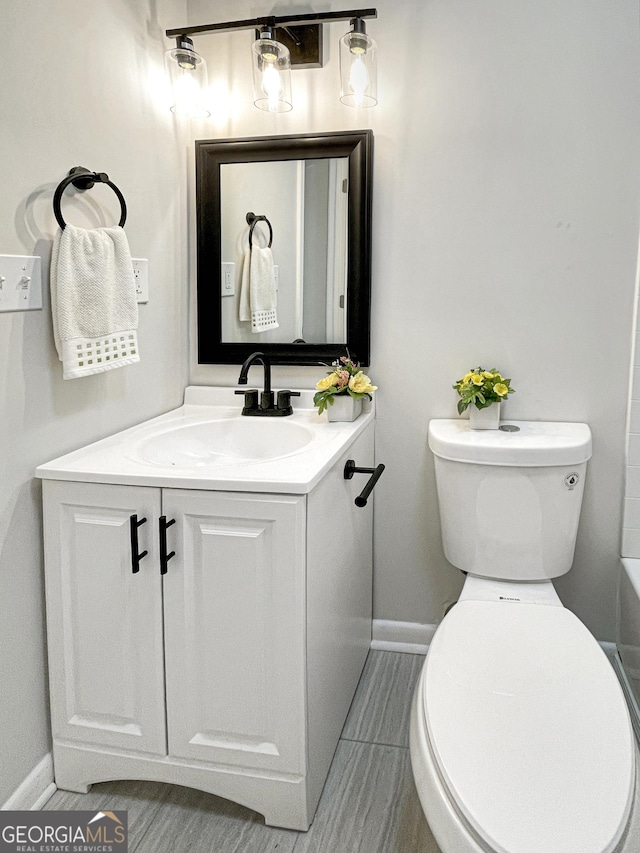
428;420;592;581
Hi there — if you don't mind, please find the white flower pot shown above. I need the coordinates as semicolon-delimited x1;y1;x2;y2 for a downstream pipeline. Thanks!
327;394;363;423
468;402;501;430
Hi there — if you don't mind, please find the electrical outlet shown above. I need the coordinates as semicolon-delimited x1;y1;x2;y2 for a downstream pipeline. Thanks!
131;258;149;303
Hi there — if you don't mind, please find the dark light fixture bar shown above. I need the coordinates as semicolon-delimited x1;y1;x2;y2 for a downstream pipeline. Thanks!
164;7;378;113
165;8;377;40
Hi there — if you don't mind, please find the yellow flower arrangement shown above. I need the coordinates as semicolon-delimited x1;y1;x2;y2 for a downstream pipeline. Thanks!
316;373;339;391
314;355;378;415
453;366;515;414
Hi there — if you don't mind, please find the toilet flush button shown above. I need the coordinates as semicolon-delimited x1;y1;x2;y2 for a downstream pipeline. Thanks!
565;472;580;489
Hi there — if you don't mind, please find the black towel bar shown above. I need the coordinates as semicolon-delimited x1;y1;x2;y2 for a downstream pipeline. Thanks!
246;211;273;249
53;166;127;230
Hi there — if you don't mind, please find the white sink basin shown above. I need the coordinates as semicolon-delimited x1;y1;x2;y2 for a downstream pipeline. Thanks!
134;418;315;468
35;387;375;494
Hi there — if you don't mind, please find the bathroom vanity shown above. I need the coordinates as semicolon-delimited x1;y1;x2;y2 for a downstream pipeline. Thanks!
36;387;377;830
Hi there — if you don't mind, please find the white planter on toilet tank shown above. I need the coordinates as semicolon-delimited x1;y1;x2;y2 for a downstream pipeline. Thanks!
409;420;637;853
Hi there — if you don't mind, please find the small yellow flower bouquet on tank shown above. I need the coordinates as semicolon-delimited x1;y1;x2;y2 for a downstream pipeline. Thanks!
314;355;377;415
453;367;515;415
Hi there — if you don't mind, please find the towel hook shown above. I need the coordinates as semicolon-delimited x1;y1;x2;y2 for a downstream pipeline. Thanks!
246;211;273;249
53;166;127;231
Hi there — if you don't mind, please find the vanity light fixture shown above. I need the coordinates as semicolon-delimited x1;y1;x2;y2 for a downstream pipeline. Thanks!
251;25;293;113
165;8;377;115
164;35;211;118
340;18;377;107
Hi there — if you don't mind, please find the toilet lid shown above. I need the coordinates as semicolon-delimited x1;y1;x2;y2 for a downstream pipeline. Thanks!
423;601;635;853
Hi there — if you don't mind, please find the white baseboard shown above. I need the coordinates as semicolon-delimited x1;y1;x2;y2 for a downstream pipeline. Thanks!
1;753;56;811
371;620;437;655
371;628;620;657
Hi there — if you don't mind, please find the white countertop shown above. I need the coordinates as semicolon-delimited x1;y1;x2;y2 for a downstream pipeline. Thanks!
36;386;375;494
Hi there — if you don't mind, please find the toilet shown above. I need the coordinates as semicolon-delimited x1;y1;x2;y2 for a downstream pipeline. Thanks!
409;419;636;853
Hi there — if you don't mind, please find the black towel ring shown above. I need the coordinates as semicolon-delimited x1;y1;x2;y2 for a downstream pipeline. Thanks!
53;166;127;230
246;211;273;249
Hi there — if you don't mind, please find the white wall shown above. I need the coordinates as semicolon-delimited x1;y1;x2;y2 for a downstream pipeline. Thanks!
0;0;188;805
188;0;640;641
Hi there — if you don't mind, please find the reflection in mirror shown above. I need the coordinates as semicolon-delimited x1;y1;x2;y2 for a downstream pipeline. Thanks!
220;158;349;345
196;130;373;366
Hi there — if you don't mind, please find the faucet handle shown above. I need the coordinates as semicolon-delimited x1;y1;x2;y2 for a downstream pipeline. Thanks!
276;390;300;415
235;388;259;414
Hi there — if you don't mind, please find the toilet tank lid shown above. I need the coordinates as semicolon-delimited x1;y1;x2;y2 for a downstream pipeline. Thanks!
428;419;592;466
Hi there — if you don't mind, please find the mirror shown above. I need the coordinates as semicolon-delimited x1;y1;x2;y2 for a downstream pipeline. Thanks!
196;130;373;365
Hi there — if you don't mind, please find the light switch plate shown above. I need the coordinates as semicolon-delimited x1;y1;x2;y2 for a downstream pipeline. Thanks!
132;258;149;303
221;262;235;297
221;263;278;296
0;255;42;312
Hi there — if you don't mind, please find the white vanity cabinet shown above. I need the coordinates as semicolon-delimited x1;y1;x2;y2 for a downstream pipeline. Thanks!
40;421;375;831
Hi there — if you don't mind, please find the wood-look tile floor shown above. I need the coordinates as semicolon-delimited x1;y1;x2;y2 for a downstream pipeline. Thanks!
43;650;440;852
41;647;640;852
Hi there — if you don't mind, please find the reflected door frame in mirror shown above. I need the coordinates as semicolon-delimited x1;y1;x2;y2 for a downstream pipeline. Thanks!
196;130;373;366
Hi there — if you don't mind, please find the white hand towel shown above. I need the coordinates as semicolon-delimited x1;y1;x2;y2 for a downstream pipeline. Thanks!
238;247;251;323
248;246;278;333
50;224;140;380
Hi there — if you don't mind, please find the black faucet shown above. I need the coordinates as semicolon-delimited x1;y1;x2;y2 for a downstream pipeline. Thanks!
235;352;299;417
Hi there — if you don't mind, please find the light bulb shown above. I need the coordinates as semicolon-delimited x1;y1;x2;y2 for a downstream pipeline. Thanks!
348;56;370;109
173;70;201;116
262;62;283;112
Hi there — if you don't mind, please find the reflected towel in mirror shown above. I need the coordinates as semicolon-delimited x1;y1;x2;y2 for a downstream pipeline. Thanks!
239;245;279;333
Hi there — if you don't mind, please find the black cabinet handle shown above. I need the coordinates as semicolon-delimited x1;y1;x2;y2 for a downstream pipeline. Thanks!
129;514;148;574
159;516;176;575
344;460;385;507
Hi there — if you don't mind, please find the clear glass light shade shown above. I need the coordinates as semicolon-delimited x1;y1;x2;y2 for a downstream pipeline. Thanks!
339;29;377;108
251;38;293;112
164;45;211;118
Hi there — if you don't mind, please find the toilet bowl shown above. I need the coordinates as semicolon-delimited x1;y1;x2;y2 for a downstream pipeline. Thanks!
410;577;635;853
409;420;637;853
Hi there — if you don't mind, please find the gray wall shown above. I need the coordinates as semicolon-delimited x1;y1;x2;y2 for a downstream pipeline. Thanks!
0;0;188;804
302;159;330;343
622;296;640;556
189;0;640;641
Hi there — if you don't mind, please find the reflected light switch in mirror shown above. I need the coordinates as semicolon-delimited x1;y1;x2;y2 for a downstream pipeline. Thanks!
221;263;276;297
222;262;235;297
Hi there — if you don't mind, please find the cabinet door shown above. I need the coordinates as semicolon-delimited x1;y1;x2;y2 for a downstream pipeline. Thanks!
305;424;374;810
162;489;306;774
43;480;166;756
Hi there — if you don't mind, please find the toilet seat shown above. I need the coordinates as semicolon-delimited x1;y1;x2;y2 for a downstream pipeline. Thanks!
421;600;635;853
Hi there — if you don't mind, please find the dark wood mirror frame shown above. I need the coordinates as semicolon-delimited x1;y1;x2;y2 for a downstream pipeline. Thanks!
195;129;373;366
